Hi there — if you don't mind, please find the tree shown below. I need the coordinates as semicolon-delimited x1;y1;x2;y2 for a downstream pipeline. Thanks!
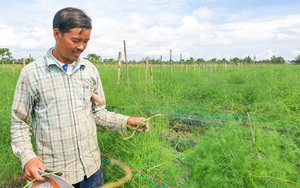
186;57;194;65
270;55;285;64
26;58;35;64
196;58;204;64
244;56;253;64
208;58;217;64
219;58;228;64
0;48;13;63
231;57;240;64
85;53;102;64
293;55;300;65
103;58;115;65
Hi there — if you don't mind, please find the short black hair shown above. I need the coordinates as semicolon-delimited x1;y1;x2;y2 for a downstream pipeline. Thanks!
53;7;92;35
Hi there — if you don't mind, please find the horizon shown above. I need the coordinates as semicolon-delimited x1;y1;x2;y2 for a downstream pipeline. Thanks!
1;0;300;61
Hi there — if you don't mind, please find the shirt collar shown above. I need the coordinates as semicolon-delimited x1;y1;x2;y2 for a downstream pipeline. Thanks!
45;47;87;69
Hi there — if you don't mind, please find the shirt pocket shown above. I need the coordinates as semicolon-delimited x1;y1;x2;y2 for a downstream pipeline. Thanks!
72;79;93;109
81;83;92;107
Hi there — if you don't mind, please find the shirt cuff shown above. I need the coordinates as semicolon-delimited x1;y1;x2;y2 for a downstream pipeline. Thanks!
20;149;38;169
120;116;130;133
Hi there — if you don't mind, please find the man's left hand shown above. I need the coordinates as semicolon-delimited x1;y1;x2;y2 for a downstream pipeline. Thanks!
126;117;149;132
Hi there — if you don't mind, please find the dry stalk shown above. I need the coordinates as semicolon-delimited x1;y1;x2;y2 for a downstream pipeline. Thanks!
123;114;162;140
100;153;132;188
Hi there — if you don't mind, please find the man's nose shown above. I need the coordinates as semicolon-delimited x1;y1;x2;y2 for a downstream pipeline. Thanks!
77;43;85;50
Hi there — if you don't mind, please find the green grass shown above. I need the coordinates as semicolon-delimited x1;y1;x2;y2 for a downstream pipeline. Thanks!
0;64;299;187
0;67;24;187
185;122;300;188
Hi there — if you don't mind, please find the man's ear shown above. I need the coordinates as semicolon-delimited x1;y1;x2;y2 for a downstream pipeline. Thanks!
53;28;61;40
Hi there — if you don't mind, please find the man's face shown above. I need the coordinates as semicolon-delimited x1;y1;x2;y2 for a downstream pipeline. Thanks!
53;28;91;64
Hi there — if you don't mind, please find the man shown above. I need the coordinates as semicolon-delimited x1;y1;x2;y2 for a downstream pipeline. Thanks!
11;7;147;187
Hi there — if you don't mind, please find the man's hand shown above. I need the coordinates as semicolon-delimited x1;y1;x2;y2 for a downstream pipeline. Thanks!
24;158;46;182
127;117;149;132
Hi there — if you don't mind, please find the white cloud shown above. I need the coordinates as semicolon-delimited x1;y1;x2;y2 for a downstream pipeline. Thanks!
193;7;215;21
126;13;147;31
1;0;300;61
252;50;276;60
0;25;17;47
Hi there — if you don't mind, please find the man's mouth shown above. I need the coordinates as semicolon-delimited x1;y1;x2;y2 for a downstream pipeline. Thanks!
72;50;82;57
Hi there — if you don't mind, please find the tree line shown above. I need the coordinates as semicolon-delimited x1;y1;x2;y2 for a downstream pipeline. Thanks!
2;48;300;65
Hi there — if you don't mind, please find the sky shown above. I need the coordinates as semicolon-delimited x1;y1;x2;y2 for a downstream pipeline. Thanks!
1;0;300;61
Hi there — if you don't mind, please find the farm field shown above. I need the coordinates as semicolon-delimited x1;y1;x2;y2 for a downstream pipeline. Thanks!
0;63;299;187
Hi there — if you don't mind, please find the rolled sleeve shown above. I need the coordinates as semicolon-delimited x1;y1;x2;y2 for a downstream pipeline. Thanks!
94;107;129;132
92;66;130;133
11;67;37;169
20;150;38;169
11;119;37;168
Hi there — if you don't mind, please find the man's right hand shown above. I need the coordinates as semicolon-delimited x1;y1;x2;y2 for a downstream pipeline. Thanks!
24;158;46;182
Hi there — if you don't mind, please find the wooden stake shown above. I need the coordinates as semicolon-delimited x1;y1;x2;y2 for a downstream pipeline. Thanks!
150;64;153;81
185;64;188;73
117;51;122;84
180;53;183;72
123;40;129;81
22;58;25;68
145;57;149;80
159;55;162;76
170;49;172;75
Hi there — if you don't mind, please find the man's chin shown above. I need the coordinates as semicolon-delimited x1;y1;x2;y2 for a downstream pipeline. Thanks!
70;55;80;61
71;54;81;61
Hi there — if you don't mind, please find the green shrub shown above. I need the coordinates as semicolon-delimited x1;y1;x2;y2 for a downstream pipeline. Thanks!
185;123;300;188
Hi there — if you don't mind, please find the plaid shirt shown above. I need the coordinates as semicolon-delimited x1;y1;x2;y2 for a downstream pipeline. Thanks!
11;48;129;184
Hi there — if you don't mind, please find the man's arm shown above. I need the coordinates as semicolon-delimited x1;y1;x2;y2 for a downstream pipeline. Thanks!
11;68;46;181
91;66;147;132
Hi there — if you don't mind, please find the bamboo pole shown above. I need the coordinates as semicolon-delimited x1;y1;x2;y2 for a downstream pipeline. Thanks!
22;58;25;68
170;49;172;75
12;60;15;76
180;53;183;72
185;63;188;73
150;64;153;81
145;57;149;81
159;55;162;76
123;40;129;81
117;52;122;84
